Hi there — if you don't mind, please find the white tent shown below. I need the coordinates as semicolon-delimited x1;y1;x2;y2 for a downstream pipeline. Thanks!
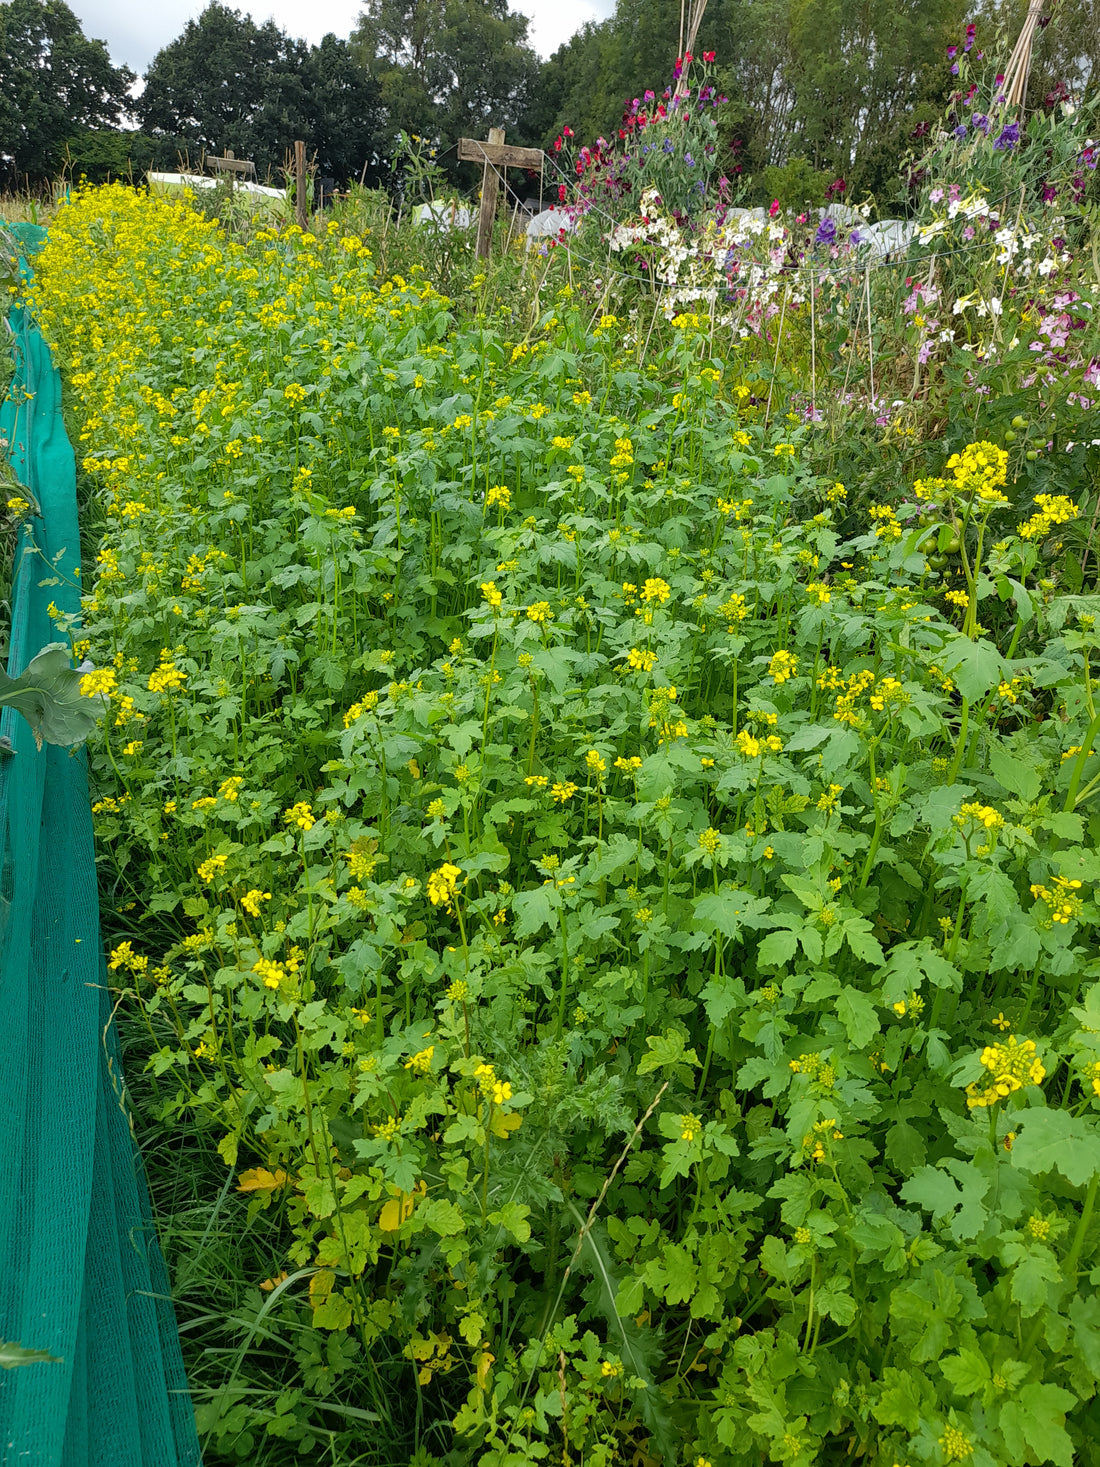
525;207;579;246
853;219;918;258
411;201;475;231
148;171;286;202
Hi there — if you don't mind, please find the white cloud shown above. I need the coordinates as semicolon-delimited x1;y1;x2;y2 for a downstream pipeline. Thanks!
68;0;614;74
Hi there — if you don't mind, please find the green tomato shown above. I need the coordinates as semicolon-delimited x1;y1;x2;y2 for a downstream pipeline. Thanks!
929;553;948;570
943;535;961;554
1004;430;1017;443
1026;449;1039;461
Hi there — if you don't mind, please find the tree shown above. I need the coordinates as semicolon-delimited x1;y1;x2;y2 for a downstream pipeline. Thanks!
139;6;385;186
785;0;961;189
525;0;965;205
139;4;313;180
352;0;540;162
0;0;134;184
304;34;387;185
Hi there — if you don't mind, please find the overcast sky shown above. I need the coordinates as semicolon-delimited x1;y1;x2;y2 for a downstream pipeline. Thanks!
68;0;615;74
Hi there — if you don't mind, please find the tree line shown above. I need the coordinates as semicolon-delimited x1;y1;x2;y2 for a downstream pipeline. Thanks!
1;0;1096;201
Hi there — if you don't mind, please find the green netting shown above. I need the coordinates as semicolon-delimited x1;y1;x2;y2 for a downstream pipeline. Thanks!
0;224;201;1467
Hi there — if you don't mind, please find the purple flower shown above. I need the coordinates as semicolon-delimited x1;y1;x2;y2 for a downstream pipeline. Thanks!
815;217;837;245
993;121;1020;151
947;44;957;58
1041;183;1057;203
954;124;968;138
951;62;959;74
972;113;989;134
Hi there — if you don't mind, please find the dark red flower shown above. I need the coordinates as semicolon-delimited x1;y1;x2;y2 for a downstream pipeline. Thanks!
703;50;715;62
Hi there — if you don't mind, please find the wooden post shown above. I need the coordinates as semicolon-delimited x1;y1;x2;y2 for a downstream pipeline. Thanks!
457;130;544;261
295;140;308;230
225;148;235;196
475;127;505;260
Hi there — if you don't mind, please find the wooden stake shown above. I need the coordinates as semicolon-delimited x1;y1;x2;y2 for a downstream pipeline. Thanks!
295;140;308;231
475;127;505;260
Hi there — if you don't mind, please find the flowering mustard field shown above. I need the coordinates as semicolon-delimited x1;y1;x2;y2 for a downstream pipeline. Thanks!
20;178;1100;1466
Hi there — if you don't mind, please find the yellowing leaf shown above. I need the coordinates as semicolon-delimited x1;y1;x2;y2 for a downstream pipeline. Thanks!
309;1268;336;1302
490;1109;522;1139
259;1271;288;1293
308;1269;354;1330
217;1133;239;1167
237;1167;288;1194
476;1349;495;1390
378;1181;425;1231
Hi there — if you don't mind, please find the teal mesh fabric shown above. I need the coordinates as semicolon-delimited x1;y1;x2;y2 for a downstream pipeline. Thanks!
0;224;201;1467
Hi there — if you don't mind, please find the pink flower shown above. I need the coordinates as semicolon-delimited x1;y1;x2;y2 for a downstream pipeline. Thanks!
769;199;781;217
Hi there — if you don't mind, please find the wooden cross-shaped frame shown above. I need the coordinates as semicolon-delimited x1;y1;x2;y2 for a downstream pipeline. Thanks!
457;128;544;259
208;150;256;194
